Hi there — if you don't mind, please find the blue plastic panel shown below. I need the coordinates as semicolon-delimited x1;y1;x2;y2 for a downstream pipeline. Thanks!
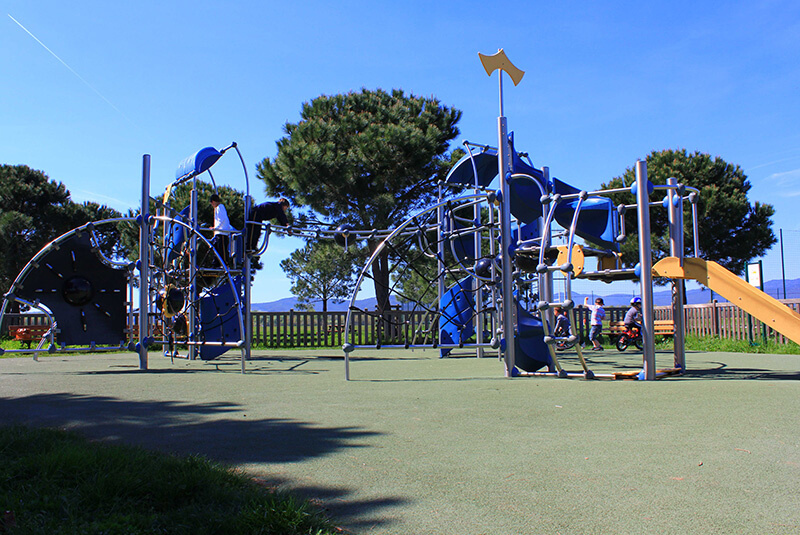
439;277;476;357
507;134;547;224
552;178;620;251
198;277;242;360
514;305;551;372
175;147;222;181
445;149;498;187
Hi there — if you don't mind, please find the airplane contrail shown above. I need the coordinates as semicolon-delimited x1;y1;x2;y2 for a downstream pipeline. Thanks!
8;13;128;120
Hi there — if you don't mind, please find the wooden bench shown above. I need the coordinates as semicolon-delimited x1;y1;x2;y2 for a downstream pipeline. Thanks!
128;324;164;339
8;325;54;349
602;320;675;339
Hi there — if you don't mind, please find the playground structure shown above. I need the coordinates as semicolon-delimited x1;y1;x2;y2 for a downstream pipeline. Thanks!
0;144;258;370
4;49;800;380
340;49;800;380
0;142;399;371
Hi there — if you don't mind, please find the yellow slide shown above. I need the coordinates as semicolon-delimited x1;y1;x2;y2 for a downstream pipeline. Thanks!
652;257;800;346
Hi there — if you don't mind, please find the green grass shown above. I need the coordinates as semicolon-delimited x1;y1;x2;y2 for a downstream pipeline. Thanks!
0;425;340;535
592;334;800;354
5;332;800;357
681;333;800;354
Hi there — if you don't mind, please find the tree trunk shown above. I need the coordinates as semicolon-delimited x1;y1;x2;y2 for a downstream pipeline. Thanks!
370;247;393;343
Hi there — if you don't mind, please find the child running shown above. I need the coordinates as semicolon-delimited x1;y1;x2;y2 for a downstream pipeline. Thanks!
584;296;606;351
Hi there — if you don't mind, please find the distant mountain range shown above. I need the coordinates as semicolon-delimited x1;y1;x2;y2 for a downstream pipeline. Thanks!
253;278;800;311
251;297;385;312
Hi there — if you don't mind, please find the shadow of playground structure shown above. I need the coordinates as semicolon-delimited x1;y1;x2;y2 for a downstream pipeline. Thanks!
0;393;408;531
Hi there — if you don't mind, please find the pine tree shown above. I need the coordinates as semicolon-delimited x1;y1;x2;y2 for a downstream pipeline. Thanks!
603;149;776;275
257;88;462;313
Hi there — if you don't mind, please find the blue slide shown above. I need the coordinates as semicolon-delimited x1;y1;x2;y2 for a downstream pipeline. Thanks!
439;276;551;371
197;277;242;360
514;304;551;372
445;132;619;251
439;276;475;357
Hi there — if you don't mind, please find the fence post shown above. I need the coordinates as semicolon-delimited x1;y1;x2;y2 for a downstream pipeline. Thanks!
289;309;294;346
712;300;719;337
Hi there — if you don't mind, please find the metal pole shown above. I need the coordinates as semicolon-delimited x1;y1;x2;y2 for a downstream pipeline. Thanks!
243;253;251;372
188;181;198;360
780;229;786;299
474;174;484;358
541;167;554;338
498;116;516;376
667;178;685;370
138;155;151;370
635;160;655;380
436;181;445;355
690;194;700;257
745;266;754;344
760;259;768;343
498;71;504;117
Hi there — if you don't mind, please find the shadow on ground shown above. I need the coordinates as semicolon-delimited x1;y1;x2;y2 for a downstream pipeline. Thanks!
583;350;800;381
682;362;800;380
254;476;409;532
0;393;408;530
0;393;376;464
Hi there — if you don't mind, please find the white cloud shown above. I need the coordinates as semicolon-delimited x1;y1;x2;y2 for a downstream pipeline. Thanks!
72;189;132;210
764;168;800;196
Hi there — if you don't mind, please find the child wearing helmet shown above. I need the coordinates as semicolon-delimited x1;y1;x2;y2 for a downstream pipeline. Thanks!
553;306;571;339
624;297;642;331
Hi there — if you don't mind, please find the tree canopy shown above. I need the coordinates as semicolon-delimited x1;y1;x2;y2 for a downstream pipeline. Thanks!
280;241;361;312
257;88;463;311
0;164;123;295
602;149;776;276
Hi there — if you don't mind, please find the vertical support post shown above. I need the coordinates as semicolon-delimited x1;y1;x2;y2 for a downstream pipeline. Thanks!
635;160;656;380
498;116;516;376
474;177;484;358
138;154;151;370
541;167;554;335
712;300;719;336
188;182;199;360
758;260;767;342
667;178;685;370
436;181;445;353
243;253;251;372
691;199;700;257
780;229;786;299
487;188;499;359
478;48;525;376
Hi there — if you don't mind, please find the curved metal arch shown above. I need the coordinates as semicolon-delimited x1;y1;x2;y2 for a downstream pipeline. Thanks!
149;214;247;348
2;217;135;305
343;192;490;378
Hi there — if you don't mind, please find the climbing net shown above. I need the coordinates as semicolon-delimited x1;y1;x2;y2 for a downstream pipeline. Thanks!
147;212;246;360
343;193;514;351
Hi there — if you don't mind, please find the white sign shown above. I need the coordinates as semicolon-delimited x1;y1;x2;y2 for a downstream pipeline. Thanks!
747;263;761;288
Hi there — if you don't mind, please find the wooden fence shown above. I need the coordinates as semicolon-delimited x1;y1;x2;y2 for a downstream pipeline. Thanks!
573;300;800;344
660;299;800;344
5;299;800;347
250;309;438;347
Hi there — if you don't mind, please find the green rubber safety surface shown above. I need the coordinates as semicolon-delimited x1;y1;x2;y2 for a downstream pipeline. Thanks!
1;349;799;534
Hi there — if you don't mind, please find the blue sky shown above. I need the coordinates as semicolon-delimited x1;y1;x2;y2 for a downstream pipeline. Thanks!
4;0;800;303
